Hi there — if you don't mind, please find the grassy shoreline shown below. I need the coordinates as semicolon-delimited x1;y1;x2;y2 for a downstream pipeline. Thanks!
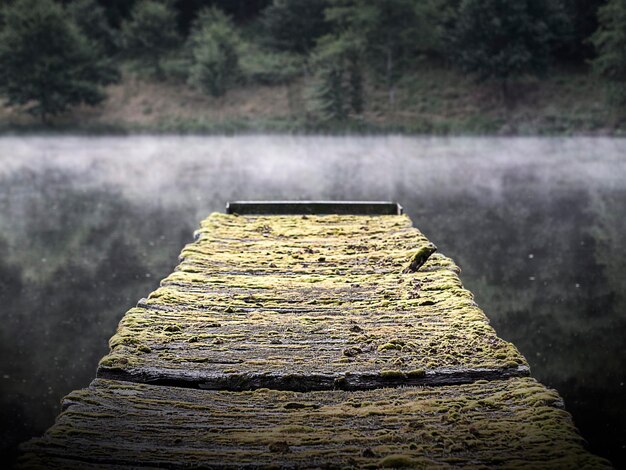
1;63;624;137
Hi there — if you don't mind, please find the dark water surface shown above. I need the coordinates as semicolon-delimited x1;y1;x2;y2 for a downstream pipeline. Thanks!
0;136;624;467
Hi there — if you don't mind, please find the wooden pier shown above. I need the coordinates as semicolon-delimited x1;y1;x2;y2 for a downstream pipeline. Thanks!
19;203;612;468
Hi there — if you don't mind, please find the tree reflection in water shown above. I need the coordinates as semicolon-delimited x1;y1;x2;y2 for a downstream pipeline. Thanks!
0;136;624;467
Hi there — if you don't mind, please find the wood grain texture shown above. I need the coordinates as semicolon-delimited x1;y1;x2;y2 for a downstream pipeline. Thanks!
19;378;611;469
18;212;611;469
97;214;529;390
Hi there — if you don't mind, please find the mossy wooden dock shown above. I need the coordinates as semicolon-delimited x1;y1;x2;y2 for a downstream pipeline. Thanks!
19;205;612;469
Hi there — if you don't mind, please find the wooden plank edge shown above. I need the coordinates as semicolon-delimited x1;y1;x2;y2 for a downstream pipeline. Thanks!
225;201;404;216
96;365;531;392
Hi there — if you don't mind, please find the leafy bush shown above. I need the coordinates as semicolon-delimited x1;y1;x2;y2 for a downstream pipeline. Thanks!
239;47;303;85
159;53;192;82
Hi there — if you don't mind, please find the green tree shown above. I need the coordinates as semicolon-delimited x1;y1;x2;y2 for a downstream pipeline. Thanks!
324;0;440;104
260;0;330;54
0;1;8;28
66;0;119;55
452;0;569;99
121;0;181;77
96;0;138;29
558;0;604;60
238;46;303;86
592;0;626;107
309;33;364;121
187;7;240;97
0;0;119;123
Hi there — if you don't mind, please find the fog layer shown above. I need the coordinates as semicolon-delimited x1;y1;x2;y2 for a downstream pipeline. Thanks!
0;136;624;466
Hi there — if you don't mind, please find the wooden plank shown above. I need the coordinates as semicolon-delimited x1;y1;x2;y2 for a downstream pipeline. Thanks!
19;210;610;469
225;201;403;215
97;214;529;390
19;377;611;469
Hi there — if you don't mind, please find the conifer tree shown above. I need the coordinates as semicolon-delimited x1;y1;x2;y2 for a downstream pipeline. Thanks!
121;0;181;77
324;0;440;104
261;0;330;54
592;0;626;107
310;33;364;121
452;0;568;99
0;0;119;123
187;7;241;97
558;0;604;60
66;0;120;55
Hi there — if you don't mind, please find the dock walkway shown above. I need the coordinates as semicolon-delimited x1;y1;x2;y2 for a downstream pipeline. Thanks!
19;206;611;468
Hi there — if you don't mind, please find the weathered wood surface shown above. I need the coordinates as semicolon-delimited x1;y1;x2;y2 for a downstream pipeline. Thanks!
19;210;611;469
97;214;529;390
19;377;611;469
225;201;404;215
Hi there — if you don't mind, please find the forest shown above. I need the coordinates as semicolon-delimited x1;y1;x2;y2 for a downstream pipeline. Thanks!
0;0;625;134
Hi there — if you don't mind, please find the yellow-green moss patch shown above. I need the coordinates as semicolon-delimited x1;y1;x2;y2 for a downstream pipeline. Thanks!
18;378;611;469
97;213;528;389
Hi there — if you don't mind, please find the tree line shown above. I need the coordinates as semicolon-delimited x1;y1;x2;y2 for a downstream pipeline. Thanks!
0;0;624;124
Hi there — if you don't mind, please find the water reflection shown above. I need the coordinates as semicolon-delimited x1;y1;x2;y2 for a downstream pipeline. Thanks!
0;136;624;467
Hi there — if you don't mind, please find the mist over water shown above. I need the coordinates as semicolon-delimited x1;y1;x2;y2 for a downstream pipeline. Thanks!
0;136;625;467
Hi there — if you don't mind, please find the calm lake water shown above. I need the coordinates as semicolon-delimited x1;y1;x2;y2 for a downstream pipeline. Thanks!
0;136;624;467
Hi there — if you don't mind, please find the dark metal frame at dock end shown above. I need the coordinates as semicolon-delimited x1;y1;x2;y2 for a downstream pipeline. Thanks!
225;201;404;216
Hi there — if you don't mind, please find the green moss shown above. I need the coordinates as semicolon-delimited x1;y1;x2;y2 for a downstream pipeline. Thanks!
343;347;362;357
407;369;426;378
402;243;437;273
163;324;182;333
378;454;418;468
380;370;407;380
98;354;129;368
95;213;529;386
377;339;406;352
23;377;612;469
